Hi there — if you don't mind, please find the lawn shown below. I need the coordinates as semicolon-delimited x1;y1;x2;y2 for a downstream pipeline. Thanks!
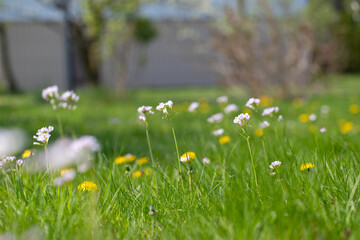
0;75;360;239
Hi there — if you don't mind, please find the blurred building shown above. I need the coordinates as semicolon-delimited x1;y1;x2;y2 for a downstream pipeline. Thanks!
0;0;232;90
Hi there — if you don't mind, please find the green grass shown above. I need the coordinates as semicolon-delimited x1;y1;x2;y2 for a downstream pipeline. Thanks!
0;75;360;239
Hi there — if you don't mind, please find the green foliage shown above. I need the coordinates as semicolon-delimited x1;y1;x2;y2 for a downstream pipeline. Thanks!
133;17;157;44
0;75;360;239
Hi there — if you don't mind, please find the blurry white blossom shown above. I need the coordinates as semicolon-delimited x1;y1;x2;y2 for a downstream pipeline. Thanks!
33;126;54;145
320;127;327;133
245;98;260;109
0;128;27;156
321;105;330;115
0;156;16;168
58;91;80;110
139;115;147;122
207;113;224;123
260;121;270;129
224;104;238;114
269;161;281;169
212;128;224;136
309;114;317;121
262;107;279;116
188;102;199;112
42;85;59;101
156;101;173;115
216;96;228;104
233;113;250;126
138;106;154;122
54;169;76;186
202;157;211;164
278;115;283;121
16;159;23;165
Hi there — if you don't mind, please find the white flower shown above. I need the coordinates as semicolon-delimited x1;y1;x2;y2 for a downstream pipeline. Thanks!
233;113;250;126
207;113;224;123
260;121;270;129
137;106;154;115
202;157;211;164
245;98;261;109
278;115;283;121
42;85;59;101
0;156;16;168
224;104;238;114
216;96;228;104
33;126;54;145
309;114;317;121
188;102;199;112
212;128;224;136
16;159;23;165
156;101;173;114
320;127;327;133
321;105;330;115
58;91;79;110
54;169;76;186
139;115;146;122
269;161;281;169
71;135;100;153
262;107;279;116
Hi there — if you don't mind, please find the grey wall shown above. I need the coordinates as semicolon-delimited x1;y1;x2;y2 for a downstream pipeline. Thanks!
0;22;67;90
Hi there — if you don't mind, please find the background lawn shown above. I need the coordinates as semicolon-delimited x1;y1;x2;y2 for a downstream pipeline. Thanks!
0;75;360;239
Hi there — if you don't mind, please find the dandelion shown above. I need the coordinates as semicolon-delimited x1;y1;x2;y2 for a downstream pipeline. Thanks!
262;107;279;117
22;150;31;158
299;114;309;123
224;104;238;114
156;101;173;115
300;163;315;171
309;114;317;121
202;157;211;164
212;128;224;136
60;168;71;175
132;170;142;178
269;161;281;170
188;102;199;112
207;113;224;123
216;96;228;104
180;152;196;163
219;136;230;144
259;121;270;129
340;121;353;134
78;181;98;191
255;128;263;136
233;113;250;126
137;157;149;166
115;153;136;165
260;96;273;106
33;126;54;145
245;98;260;109
349;104;360;114
320;127;327;133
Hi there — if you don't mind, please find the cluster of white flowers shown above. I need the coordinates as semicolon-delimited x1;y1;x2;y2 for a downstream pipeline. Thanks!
233;113;250;126
212;128;224;136
245;98;261;109
42;85;79;110
262;106;279;116
259;121;270;129
0;156;16;168
224;104;238;114
54;169;76;186
216;96;228;104
33;126;54;145
188;102;199;112
137;106;154;122
309;114;317;121
207;113;224;123
156;101;173;115
269;161;281;169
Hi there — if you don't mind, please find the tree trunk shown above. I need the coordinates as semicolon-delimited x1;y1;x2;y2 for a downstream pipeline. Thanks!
0;23;19;93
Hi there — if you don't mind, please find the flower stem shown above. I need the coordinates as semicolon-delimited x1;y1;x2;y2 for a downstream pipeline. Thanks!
56;113;64;137
145;122;154;165
171;126;180;165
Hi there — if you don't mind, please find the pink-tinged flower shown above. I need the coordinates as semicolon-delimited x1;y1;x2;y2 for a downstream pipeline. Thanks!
156;101;173;115
245;98;260;109
224;104;238;114
137;106;154;115
202;157;211;164
33;126;54;145
216;96;228;104
212;128;224;136
233;113;250;126
188;102;199;112
259;121;270;129
207;113;224;123
16;159;23;165
320;127;327;133
278;115;283;121
262;107;279;116
269;161;281;169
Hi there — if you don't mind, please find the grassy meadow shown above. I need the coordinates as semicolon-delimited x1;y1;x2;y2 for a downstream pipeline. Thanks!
0;75;360;239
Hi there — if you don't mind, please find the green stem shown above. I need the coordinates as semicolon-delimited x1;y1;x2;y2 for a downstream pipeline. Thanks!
56;113;64;137
171;126;180;169
145;122;154;165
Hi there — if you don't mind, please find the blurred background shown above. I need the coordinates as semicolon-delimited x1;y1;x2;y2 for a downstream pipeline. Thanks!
0;0;359;98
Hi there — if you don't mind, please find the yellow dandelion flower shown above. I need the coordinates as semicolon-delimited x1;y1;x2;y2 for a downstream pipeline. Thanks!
219;136;230;145
293;98;304;108
115;153;136;165
260;96;273;106
78;181;98;191
22;150;31;158
180;152;196;163
137;157;149;166
340;122;354;134
255;128;263;137
299;113;309;123
300;163;315;171
349;104;360;114
61;168;71;175
132;170;142;178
